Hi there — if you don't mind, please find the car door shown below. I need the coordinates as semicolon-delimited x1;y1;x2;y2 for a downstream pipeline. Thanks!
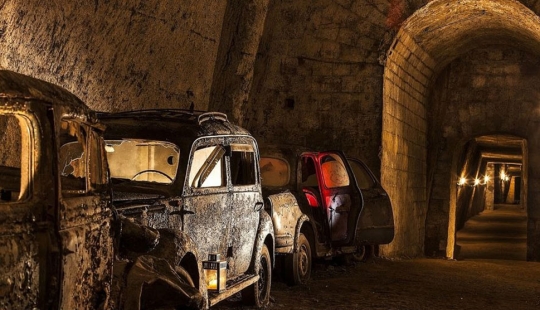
56;118;114;309
227;137;261;276
299;154;330;244
314;152;362;244
348;158;394;245
183;138;230;263
0;110;50;309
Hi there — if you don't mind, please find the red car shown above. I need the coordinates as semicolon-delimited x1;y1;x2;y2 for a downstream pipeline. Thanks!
260;144;394;285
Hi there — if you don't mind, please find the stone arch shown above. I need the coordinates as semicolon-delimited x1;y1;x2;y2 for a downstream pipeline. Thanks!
381;0;540;259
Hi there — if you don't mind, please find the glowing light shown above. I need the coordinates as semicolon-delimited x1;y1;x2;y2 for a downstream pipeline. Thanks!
474;178;480;186
208;278;217;290
203;254;227;293
458;177;467;186
484;175;490;183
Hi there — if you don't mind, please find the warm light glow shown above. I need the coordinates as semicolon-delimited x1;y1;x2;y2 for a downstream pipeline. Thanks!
208;278;217;290
203;255;227;292
484;175;490;183
474;178;480;186
458;177;467;186
500;171;506;180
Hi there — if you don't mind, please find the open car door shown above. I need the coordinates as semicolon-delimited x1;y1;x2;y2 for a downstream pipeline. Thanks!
347;158;394;245
300;152;362;244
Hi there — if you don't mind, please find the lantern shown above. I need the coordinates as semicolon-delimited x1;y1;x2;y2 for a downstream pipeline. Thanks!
203;254;227;293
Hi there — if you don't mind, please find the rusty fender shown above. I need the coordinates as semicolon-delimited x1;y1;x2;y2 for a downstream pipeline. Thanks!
266;191;305;254
147;228;209;308
252;210;274;269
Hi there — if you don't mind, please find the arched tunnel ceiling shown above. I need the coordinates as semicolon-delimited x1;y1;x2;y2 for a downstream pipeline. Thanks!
402;0;540;72
476;135;523;164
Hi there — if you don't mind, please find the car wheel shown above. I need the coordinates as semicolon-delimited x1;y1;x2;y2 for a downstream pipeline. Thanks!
242;244;272;308
352;245;367;262
285;233;311;285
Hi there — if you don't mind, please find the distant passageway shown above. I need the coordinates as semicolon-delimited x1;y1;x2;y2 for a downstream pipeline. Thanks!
456;204;527;261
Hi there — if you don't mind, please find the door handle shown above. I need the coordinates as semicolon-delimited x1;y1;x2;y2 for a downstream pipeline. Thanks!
170;209;195;216
254;201;264;212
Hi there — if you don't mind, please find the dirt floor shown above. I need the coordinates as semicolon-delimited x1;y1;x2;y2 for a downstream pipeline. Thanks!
215;204;540;310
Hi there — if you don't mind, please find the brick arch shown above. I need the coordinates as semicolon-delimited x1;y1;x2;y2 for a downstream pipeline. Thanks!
381;0;540;258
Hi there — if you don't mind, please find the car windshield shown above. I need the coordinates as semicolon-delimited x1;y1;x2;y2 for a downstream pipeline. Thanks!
105;139;179;184
260;157;289;187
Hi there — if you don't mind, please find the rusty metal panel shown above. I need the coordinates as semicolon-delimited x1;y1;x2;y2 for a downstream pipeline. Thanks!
0;219;40;309
267;191;303;252
58;221;113;310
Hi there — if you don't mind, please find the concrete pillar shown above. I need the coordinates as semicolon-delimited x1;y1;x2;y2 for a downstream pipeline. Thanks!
506;177;516;204
485;163;495;210
208;0;270;125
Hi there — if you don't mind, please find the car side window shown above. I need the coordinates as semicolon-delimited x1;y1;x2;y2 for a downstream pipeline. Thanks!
348;160;375;190
59;120;88;194
230;143;256;186
301;156;318;187
189;145;226;188
260;157;289;187
0;114;27;202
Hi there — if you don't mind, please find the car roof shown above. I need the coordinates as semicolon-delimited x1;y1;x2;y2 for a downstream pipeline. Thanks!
0;70;89;110
98;109;252;144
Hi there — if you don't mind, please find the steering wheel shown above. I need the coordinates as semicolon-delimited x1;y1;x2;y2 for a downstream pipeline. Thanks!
131;169;173;182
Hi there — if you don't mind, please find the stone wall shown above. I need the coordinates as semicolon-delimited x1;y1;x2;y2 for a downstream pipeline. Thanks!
0;0;226;112
2;0;540;259
244;0;397;173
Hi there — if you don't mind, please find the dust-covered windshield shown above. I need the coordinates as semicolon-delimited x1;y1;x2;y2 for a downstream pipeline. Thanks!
105;139;179;184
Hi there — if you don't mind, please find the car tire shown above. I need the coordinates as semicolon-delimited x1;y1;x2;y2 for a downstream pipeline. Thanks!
285;233;311;285
242;244;272;308
352;245;367;262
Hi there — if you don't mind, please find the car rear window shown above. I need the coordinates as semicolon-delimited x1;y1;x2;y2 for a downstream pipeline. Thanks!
105;139;179;184
320;154;350;188
260;157;289;187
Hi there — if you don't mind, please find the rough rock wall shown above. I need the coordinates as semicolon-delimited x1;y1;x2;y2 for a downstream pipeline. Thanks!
245;0;416;174
3;0;540;260
0;0;226;112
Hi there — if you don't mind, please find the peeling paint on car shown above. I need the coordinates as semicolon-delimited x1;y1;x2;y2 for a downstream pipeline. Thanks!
99;109;275;309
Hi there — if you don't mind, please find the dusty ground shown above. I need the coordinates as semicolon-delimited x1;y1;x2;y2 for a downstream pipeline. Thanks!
215;204;540;309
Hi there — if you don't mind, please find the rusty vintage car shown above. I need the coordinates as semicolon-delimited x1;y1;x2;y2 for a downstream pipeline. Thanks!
98;109;275;308
260;144;394;285
0;70;201;310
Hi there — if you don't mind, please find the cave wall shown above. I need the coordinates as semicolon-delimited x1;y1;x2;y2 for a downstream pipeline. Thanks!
2;0;540;258
0;0;227;111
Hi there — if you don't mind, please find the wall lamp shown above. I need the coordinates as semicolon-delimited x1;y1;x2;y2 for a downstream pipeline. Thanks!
457;175;490;187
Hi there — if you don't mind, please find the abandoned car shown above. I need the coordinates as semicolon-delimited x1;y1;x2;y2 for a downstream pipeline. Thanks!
98;109;275;308
0;70;202;310
259;144;395;285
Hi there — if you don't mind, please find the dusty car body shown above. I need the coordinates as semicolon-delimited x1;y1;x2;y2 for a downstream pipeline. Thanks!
0;70;114;309
98;109;275;309
0;70;201;310
260;144;394;285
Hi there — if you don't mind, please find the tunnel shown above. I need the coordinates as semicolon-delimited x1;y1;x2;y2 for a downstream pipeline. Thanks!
2;0;540;308
0;0;539;262
381;0;540;260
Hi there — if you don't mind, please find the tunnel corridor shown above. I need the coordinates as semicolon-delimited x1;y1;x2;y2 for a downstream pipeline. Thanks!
381;0;540;261
456;204;527;261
